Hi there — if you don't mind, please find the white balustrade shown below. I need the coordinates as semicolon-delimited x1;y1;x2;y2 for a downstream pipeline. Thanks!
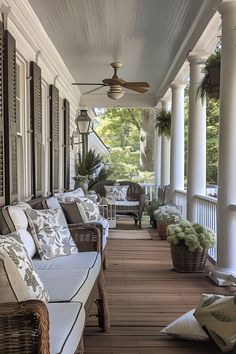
139;183;155;201
194;194;217;262
173;189;187;219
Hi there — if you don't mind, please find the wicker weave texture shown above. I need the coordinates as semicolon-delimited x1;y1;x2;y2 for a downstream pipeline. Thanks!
69;223;102;253
0;300;50;354
171;244;208;272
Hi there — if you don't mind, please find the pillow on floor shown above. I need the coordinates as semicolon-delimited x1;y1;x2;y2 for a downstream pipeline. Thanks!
0;232;49;302
194;293;236;352
161;308;209;341
26;208;78;260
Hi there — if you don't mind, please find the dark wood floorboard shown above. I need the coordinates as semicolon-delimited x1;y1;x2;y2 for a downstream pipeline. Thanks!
84;225;236;354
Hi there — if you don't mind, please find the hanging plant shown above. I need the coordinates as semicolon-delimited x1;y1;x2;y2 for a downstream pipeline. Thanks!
155;109;171;138
198;49;221;101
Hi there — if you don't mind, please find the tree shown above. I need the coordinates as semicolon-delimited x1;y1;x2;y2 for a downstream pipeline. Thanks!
95;108;154;182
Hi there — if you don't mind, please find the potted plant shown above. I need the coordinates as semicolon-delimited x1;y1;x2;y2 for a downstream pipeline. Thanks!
73;149;111;191
198;49;221;101
155;109;171;138
154;205;182;239
167;220;215;272
146;199;162;228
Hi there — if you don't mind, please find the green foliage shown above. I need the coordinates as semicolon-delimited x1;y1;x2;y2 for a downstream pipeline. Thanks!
184;86;219;185
74;149;102;179
206;98;219;184
155;109;171;138
95;108;154;182
167;219;215;252
198;50;221;100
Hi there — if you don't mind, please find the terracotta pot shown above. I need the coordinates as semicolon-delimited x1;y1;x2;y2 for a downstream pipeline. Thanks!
158;223;168;240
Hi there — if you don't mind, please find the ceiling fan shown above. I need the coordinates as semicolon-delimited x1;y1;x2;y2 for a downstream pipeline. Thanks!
72;62;150;100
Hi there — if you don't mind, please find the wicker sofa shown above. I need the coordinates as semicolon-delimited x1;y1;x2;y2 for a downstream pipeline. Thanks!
90;181;146;228
0;203;110;354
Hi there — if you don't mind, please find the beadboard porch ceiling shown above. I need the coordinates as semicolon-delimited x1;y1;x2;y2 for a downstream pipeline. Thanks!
27;0;220;107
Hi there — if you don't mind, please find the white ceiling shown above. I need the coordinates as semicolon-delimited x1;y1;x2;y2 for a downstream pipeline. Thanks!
27;0;220;107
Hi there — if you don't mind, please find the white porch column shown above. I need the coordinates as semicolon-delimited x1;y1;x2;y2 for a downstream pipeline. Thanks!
187;53;207;223
170;83;186;202
154;127;161;196
160;99;171;187
210;1;236;286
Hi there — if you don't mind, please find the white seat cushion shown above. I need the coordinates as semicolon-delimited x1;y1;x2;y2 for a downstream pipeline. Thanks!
32;252;101;278
48;302;85;354
115;201;139;207
39;267;98;304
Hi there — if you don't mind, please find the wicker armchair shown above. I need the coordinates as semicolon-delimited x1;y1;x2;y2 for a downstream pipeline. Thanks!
90;181;146;228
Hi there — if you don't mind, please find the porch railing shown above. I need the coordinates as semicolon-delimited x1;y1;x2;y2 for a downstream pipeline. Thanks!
194;194;217;262
139;183;155;201
174;189;187;219
173;190;217;262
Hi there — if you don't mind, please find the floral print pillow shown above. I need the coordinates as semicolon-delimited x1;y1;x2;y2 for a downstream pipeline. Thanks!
194;293;236;353
76;197;100;221
0;232;49;301
104;185;129;201
25;208;78;260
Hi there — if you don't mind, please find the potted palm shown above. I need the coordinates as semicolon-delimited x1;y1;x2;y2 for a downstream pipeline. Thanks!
155;109;171;138
154;205;182;239
167;220;215;272
198;49;221;100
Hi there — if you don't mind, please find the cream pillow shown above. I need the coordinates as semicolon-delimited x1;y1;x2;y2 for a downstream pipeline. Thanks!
76;198;101;222
161;309;209;341
194;293;236;353
0;232;49;302
26;208;78;260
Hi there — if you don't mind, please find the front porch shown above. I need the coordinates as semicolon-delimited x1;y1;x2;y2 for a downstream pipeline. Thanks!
84;220;235;353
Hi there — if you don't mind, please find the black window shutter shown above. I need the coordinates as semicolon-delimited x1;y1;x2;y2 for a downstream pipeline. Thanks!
63;99;70;190
0;22;4;206
49;84;59;195
3;30;17;205
30;61;42;198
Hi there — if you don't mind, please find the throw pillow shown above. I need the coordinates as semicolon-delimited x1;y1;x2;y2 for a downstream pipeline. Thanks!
0;232;49;301
75;197;101;221
55;188;85;202
25;208;78;260
194;293;236;353
104;185;129;201
161;309;209;341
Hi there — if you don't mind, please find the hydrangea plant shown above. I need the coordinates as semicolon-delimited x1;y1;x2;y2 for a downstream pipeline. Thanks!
153;205;182;225
167;219;215;253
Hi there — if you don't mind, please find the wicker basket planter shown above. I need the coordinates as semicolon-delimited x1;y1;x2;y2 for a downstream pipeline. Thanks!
170;244;208;272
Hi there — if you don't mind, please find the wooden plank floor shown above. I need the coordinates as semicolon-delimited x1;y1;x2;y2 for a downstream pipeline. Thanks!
84;224;236;354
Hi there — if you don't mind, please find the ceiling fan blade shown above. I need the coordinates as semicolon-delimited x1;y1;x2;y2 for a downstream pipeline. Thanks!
84;85;105;94
121;82;150;88
72;82;103;86
122;85;149;93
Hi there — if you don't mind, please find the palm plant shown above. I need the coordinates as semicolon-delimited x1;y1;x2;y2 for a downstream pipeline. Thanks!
74;149;102;180
155;109;171;138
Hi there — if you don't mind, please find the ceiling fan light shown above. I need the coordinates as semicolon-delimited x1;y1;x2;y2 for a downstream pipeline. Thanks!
107;85;125;100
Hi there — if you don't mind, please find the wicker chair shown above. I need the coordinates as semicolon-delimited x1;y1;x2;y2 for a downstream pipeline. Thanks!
90;181;146;228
